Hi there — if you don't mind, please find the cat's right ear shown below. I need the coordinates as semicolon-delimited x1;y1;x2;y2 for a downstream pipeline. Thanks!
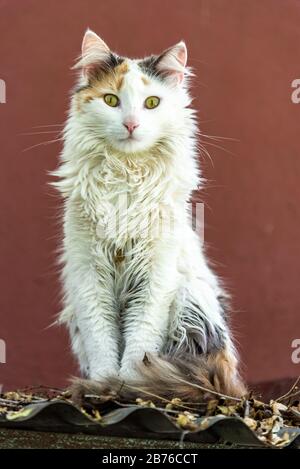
73;29;111;79
156;41;188;86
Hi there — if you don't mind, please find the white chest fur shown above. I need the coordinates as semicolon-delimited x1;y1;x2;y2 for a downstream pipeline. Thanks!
76;152;182;248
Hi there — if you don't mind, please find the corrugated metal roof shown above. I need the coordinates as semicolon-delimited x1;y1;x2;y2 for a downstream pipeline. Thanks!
1;400;300;448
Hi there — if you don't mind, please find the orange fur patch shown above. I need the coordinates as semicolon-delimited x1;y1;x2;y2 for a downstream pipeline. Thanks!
76;61;130;111
141;75;150;86
206;348;246;397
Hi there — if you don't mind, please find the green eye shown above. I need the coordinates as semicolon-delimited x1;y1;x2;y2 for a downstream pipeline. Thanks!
145;96;160;109
104;94;119;107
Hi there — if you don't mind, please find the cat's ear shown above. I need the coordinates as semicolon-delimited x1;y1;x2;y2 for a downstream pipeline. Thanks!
74;29;111;78
157;41;187;86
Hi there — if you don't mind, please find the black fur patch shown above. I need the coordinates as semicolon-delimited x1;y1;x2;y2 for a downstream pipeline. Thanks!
138;46;176;80
165;297;227;357
107;53;125;69
138;55;162;78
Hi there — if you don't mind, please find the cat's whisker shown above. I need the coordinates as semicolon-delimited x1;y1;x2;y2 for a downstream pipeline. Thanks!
198;142;214;167
200;132;239;143
31;124;64;129
200;140;237;157
22;137;63;152
20;131;63;136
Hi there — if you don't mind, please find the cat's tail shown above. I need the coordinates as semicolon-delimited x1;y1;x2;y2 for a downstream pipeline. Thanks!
69;348;247;406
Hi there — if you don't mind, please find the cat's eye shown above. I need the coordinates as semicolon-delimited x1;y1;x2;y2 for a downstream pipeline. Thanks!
144;96;160;109
104;94;119;107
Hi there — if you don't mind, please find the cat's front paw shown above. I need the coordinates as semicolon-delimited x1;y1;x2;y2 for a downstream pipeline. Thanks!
118;364;142;382
89;365;119;381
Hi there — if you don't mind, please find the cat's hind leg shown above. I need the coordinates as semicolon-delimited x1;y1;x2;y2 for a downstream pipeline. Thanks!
165;279;245;396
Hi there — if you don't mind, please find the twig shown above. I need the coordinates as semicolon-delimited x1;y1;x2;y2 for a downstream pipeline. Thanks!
284;390;300;403
244;400;250;418
0;396;50;407
18;385;64;393
0;401;22;408
276;376;300;402
172;376;243;402
84;391;206;412
84;394;108;400
113;400;200;417
122;383;201;412
0;398;23;405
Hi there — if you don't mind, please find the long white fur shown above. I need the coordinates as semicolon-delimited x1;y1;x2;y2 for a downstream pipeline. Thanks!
53;31;235;381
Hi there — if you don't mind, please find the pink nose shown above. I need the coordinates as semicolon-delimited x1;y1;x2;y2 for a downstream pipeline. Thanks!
123;121;139;135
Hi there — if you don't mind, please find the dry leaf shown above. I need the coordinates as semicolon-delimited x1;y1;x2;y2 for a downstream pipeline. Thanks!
271;432;291;447
270;401;287;415
136;398;156;408
176;412;198;430
206;399;218;414
166;398;182;410
217;405;237;416
243;416;257;431
92;409;102;421
6;407;33;420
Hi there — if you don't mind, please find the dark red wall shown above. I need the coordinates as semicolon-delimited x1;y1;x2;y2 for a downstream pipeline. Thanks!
1;0;300;389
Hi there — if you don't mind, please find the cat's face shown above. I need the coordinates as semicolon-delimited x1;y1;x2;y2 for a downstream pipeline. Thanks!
73;30;190;154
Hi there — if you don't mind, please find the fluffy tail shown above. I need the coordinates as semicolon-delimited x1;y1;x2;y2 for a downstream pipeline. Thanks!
69;348;247;406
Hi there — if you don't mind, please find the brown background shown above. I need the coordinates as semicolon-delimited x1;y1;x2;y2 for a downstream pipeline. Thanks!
0;0;299;390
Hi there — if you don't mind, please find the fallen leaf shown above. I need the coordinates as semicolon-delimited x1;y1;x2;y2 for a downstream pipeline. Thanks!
6;407;33;420
243;416;257;431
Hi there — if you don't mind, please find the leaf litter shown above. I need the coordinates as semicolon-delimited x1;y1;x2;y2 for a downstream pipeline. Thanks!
0;378;299;448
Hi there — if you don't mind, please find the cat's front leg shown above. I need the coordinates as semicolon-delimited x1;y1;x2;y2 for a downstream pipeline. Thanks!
119;309;169;381
76;299;120;381
119;238;179;381
63;258;120;381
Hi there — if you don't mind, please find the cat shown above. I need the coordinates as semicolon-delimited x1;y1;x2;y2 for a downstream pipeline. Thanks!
52;29;246;403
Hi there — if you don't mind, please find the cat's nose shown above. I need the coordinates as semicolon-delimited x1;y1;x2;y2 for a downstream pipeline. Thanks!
123;121;139;135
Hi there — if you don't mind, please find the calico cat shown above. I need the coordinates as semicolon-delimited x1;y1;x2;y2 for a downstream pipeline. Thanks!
53;30;246;402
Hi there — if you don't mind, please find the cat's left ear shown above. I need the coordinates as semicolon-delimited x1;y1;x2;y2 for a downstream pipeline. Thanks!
157;41;187;86
74;29;111;79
